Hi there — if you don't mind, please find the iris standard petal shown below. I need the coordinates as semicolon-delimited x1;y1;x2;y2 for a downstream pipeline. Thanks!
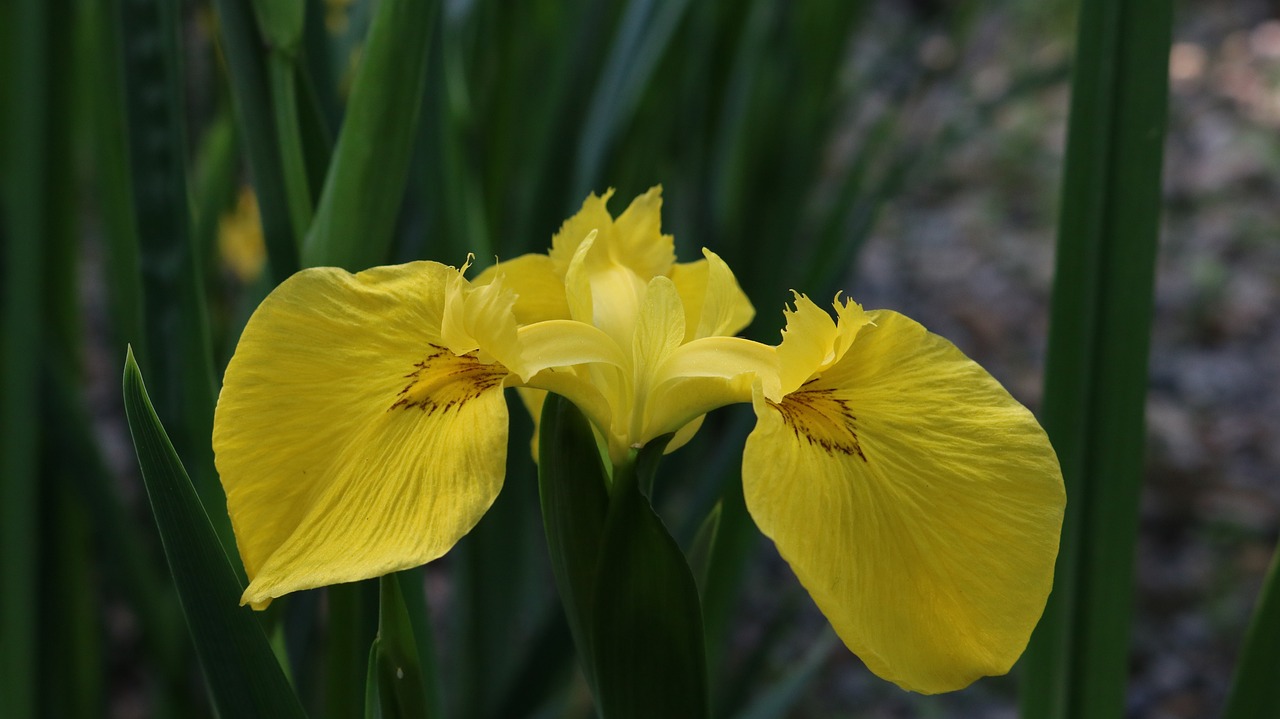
742;309;1064;694
609;186;675;278
669;249;755;342
473;253;570;324
213;262;512;608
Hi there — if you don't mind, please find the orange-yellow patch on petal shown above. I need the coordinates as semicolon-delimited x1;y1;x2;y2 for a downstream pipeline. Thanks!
744;308;1064;694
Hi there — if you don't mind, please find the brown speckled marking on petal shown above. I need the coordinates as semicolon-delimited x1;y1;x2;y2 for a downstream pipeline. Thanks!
767;380;867;462
389;344;506;415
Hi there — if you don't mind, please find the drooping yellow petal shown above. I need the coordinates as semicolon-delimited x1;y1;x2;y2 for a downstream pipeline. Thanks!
743;308;1064;694
213;262;514;608
669;248;755;342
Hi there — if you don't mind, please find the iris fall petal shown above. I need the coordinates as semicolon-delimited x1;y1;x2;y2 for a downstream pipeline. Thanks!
742;307;1065;694
213;262;514;607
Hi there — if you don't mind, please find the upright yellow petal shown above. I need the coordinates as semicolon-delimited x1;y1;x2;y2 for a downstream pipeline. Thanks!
669;248;755;342
473;252;570;325
610;186;675;279
743;308;1064;694
213;262;513;607
550;190;616;273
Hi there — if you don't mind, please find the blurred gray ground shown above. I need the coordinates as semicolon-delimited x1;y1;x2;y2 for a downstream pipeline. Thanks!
751;1;1280;717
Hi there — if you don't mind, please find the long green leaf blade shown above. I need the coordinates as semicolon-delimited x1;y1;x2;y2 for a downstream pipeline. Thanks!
537;393;612;690
1223;545;1280;719
373;572;435;719
1020;0;1172;717
211;0;300;281
122;348;307;719
0;0;49;713
591;436;709;719
118;0;232;559
303;0;437;270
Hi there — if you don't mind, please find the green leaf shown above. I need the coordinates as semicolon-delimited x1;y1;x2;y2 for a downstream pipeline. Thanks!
211;0;300;282
1223;545;1280;719
122;348;307;719
84;0;146;362
251;0;304;55
733;630;837;719
590;435;709;719
699;466;759;683
302;0;438;271
118;0;232;561
0;0;50;713
572;0;694;199
373;572;434;719
1019;1;1173;718
537;393;612;690
327;581;380;719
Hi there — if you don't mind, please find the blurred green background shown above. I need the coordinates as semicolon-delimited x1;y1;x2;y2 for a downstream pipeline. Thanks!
1;0;1278;716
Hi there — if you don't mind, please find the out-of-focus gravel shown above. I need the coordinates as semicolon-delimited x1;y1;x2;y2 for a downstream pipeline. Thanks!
750;2;1280;717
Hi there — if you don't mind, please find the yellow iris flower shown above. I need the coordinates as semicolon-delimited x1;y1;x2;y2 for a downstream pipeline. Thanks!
212;187;1064;694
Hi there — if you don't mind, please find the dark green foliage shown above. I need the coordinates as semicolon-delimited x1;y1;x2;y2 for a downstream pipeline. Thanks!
122;350;308;719
1020;0;1173;717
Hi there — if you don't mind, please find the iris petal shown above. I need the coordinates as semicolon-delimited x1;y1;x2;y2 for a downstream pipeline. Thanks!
473;253;569;325
669;249;755;341
743;309;1064;693
213;262;512;607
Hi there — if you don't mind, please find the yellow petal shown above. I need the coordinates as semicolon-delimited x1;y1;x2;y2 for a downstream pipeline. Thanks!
669;248;755;341
550;190;616;273
609;186;675;279
441;266;522;372
774;293;874;397
643;336;777;443
632;275;686;385
743;309;1064;694
213;262;511;607
473;253;570;324
518;319;629;375
516;386;547;461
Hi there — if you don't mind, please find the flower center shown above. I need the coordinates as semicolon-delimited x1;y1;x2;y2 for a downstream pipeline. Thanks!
389;345;506;414
768;382;868;462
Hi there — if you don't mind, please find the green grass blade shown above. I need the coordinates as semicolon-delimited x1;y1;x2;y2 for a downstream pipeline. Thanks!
700;465;760;682
591;436;709;719
327;581;380;719
302;0;437;270
372;572;435;719
1223;545;1280;719
732;630;838;719
211;0;300;282
122;348;308;719
269;53;315;243
572;0;694;199
1019;0;1172;717
537;393;613;691
49;356;187;670
39;484;102;719
84;0;146;361
0;0;49;713
118;0;234;563
488;607;575;719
